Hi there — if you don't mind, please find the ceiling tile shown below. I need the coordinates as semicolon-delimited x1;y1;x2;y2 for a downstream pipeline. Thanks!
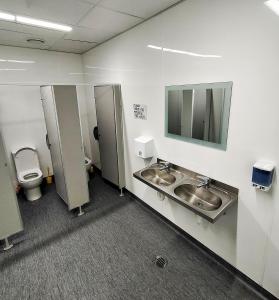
0;20;65;45
50;39;97;54
65;26;115;44
0;0;93;25
0;0;181;54
99;0;181;18
0;29;49;50
79;6;143;33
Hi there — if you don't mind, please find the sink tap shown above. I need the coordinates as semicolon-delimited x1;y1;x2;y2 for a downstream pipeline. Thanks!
196;176;211;188
159;162;172;172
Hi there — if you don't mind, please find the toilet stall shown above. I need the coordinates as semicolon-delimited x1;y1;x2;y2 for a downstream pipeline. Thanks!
0;84;91;250
41;85;89;213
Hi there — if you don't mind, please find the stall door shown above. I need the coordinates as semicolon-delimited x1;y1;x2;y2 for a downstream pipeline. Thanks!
40;86;68;203
94;85;119;186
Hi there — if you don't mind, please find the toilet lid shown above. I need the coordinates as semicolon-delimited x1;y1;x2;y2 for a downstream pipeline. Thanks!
18;168;42;182
13;147;40;174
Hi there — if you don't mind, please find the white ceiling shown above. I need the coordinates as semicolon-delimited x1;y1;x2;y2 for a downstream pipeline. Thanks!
0;0;181;54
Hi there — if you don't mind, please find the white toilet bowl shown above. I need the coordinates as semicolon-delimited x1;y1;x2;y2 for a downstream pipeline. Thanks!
13;147;43;201
85;156;92;181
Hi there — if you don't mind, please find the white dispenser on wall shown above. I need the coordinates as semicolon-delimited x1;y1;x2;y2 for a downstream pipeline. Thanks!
252;160;275;191
134;136;154;158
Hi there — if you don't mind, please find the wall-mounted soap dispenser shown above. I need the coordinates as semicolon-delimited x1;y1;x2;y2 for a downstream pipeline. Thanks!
252;160;275;191
134;136;154;158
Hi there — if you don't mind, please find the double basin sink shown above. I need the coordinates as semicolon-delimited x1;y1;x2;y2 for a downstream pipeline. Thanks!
133;161;238;222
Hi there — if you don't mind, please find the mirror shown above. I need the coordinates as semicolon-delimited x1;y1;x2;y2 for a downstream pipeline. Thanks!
165;82;232;150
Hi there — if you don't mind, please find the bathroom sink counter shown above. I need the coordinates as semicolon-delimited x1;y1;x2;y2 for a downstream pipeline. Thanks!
133;159;238;223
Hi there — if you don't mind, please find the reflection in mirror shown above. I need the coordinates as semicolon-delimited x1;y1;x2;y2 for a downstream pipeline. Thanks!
166;82;232;150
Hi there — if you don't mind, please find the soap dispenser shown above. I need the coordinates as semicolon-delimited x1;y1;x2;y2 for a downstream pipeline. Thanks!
252;160;275;191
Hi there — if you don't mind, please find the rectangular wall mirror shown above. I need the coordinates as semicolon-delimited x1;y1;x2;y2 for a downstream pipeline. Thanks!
165;82;232;150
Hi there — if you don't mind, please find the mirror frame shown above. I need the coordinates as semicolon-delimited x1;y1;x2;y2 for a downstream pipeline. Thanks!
165;81;233;150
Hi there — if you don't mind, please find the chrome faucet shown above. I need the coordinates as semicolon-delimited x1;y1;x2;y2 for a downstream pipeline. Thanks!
159;162;172;172
196;176;211;188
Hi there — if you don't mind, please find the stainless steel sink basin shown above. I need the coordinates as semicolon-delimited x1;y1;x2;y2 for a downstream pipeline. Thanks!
133;159;238;222
141;168;176;186
174;184;222;211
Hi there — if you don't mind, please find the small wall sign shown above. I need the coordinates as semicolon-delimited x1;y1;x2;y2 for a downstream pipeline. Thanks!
133;104;147;120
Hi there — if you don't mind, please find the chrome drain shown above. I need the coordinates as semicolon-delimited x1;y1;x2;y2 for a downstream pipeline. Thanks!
154;255;168;268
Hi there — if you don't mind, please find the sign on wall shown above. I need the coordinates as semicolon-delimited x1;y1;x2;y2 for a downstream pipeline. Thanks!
133;104;147;120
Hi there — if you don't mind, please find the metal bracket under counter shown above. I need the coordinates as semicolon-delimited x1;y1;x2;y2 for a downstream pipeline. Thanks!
133;158;238;223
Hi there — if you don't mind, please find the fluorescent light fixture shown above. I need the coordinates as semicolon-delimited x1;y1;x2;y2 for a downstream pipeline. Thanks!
16;15;72;32
0;11;15;21
0;10;72;31
147;44;221;58
0;59;35;63
265;0;279;16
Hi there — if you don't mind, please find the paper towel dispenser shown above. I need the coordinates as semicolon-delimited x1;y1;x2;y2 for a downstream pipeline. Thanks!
134;136;154;158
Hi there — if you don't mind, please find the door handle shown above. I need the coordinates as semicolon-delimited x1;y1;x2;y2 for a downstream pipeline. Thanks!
46;133;51;149
93;126;100;141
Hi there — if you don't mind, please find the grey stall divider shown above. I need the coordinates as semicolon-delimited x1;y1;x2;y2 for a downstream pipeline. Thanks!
40;85;89;213
0;131;23;249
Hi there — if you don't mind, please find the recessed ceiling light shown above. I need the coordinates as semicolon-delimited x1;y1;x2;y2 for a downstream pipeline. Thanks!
265;0;279;16
0;11;15;21
16;16;72;32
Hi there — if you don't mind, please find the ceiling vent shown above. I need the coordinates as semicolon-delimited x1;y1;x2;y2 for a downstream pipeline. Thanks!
26;38;45;45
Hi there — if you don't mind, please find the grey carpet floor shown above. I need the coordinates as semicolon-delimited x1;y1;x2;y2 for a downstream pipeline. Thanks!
0;174;269;300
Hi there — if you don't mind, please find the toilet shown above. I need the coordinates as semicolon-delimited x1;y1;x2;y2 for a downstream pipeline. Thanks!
12;147;43;201
85;156;92;181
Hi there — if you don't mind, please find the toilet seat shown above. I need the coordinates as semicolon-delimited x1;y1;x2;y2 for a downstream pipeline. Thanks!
12;147;43;201
18;168;42;183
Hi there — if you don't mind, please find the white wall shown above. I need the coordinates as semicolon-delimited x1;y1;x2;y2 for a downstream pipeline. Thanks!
0;45;85;86
0;45;92;184
82;0;279;297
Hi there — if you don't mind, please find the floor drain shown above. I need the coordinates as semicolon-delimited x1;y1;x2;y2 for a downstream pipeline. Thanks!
154;255;168;268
